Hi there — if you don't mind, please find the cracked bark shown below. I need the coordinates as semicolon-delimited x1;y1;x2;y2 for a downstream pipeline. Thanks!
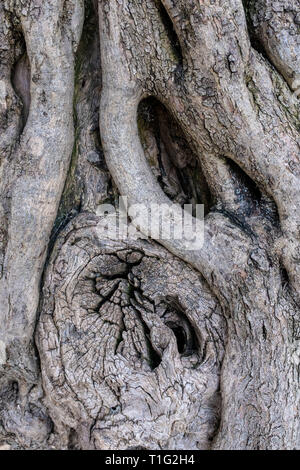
0;0;299;450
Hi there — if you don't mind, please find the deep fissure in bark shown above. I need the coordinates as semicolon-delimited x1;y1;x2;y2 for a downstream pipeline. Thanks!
138;96;213;211
11;33;30;131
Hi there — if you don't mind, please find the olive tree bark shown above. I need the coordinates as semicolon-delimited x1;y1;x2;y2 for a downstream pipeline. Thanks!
0;0;299;450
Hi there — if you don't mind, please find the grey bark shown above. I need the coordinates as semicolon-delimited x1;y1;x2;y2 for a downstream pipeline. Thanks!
0;0;299;450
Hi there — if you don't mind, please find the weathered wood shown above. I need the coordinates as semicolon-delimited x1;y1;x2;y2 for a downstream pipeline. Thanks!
0;0;299;450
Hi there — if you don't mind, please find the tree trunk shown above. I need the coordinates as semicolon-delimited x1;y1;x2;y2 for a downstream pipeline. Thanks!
0;0;299;450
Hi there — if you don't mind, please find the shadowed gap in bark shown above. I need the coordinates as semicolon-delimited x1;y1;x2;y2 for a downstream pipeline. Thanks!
11;32;30;132
155;0;183;78
68;428;80;450
163;297;199;357
242;0;272;60
137;96;213;214
217;157;281;232
49;0;108;251
243;0;300;91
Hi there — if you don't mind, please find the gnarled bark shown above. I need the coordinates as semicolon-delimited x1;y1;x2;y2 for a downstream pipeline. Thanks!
0;0;299;450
